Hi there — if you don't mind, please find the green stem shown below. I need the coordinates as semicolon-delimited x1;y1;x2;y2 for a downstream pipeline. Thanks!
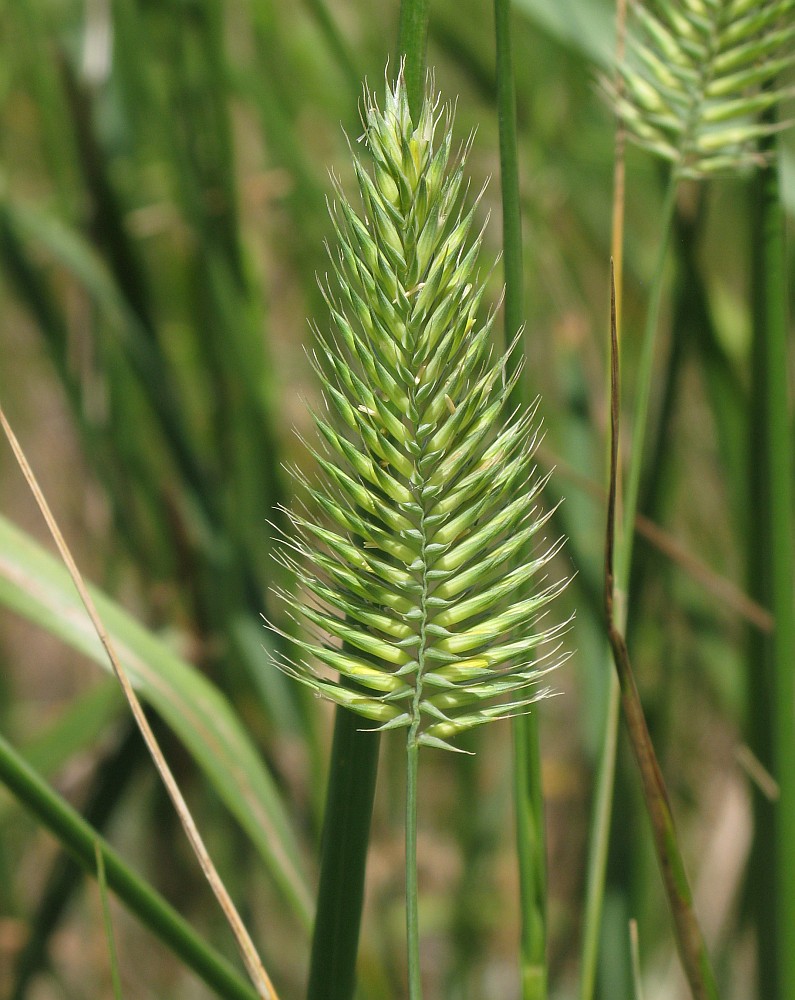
406;736;422;1000
493;2;548;994
95;843;124;1000
579;177;675;1000
396;0;430;117
616;177;677;586
11;723;143;997
513;716;548;999
494;0;524;382
603;269;719;1000
0;731;258;1000
578;671;621;1000
748;138;795;1000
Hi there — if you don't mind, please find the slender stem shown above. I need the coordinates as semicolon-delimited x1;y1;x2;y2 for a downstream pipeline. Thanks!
12;723;144;997
513;717;548;999
748;135;795;1000
95;843;124;1000
605;272;719;1000
616;177;677;586
579;178;682;1000
0;732;258;1000
578;6;627;991
578;671;620;1000
493;2;548;994
406;737;422;1000
494;0;524;382
396;0;430;117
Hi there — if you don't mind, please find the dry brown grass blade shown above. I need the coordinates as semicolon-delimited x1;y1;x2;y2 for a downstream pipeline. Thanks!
0;404;279;1000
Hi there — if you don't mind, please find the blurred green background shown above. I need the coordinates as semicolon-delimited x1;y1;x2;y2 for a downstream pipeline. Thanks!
0;0;792;997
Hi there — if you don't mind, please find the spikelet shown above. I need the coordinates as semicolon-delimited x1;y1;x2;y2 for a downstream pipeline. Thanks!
271;70;568;751
608;0;795;178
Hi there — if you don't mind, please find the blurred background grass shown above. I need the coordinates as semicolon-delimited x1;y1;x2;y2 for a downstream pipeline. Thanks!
0;0;792;997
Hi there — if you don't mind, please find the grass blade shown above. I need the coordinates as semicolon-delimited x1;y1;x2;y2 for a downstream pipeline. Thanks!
0;511;312;927
494;0;548;994
747;128;795;1000
10;724;143;998
305;702;380;1000
95;841;124;1000
397;0;430;114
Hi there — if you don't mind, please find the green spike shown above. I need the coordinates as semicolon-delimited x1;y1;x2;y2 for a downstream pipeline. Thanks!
273;70;565;758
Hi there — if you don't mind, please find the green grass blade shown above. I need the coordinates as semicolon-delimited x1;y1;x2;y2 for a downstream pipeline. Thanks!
0;513;312;928
494;0;548;994
10;724;143;998
397;0;430;114
747;132;795;1000
95;841;124;1000
579;671;621;1000
305;702;380;1000
0;730;258;1000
